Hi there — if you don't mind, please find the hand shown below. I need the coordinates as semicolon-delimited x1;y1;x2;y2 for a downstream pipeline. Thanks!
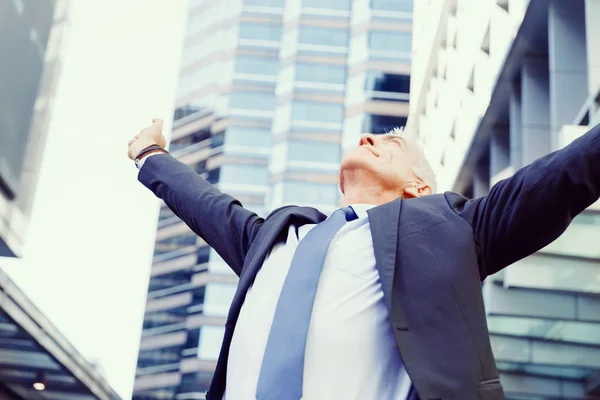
127;118;168;160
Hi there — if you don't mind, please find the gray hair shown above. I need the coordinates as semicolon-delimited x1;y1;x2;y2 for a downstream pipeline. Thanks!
385;127;437;193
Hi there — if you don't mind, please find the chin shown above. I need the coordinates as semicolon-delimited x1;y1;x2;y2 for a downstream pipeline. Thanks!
341;148;372;170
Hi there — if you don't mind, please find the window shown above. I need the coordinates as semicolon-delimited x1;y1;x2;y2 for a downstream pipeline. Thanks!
302;0;351;10
229;91;276;111
245;0;285;6
143;310;187;330
369;31;412;53
371;0;413;12
180;372;213;394
225;126;272;148
154;234;197;257
203;283;237;316
298;26;349;47
174;105;201;121
364;71;410;93
292;101;344;123
234;56;279;76
239;22;282;41
220;164;269;186
296;63;346;84
170;128;211;153
198;326;226;360
287;140;341;163
137;346;183;369
362;114;408;134
284;181;339;204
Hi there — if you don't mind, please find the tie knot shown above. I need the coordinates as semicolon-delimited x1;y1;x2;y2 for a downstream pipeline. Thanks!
340;206;358;221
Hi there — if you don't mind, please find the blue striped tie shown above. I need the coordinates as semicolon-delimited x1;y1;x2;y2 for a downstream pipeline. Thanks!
255;207;358;400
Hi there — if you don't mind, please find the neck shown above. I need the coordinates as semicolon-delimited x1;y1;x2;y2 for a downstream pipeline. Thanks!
341;184;401;206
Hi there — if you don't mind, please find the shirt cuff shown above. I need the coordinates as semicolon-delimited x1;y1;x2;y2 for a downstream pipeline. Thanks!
136;152;162;170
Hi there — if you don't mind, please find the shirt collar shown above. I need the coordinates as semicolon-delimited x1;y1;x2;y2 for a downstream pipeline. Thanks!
347;204;376;219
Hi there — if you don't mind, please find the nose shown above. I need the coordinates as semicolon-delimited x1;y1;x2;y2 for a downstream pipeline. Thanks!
359;133;375;147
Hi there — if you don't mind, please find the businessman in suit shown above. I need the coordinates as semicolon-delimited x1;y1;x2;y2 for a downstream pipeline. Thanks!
128;118;600;400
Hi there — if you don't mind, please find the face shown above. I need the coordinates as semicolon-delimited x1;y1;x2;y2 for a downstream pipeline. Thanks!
339;133;423;196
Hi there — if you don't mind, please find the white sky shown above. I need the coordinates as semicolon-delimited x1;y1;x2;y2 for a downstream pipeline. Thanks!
0;1;188;398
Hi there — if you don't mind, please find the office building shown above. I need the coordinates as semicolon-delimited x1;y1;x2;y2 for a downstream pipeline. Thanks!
408;0;600;398
0;268;121;400
0;0;69;258
133;0;414;398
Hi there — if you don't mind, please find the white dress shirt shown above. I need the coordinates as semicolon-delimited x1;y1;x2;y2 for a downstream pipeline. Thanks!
226;205;412;400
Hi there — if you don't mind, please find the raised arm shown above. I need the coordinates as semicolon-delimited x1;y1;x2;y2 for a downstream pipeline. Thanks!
447;123;600;280
128;119;264;276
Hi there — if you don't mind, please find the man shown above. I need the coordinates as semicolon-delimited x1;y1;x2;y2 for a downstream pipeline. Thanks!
128;119;600;400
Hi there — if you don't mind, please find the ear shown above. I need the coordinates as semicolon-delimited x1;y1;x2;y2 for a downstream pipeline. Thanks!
402;181;432;199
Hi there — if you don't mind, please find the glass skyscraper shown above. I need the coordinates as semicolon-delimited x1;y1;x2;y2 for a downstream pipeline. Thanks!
133;0;414;398
0;0;69;258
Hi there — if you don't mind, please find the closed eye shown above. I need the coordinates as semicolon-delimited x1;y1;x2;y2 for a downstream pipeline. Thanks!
390;138;404;148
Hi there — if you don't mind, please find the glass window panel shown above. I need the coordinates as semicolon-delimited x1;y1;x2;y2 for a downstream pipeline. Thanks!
542;213;600;259
369;31;412;53
225;126;272;148
245;0;285;6
298;26;349;47
133;388;177;399
488;316;600;346
371;0;413;12
180;372;213;394
287;140;341;163
239;22;282;41
154;233;197;257
302;0;351;10
137;346;182;369
362;114;408;134
220;164;269;185
198;326;226;361
170;128;211;152
234;56;279;76
143;310;187;330
295;63;346;84
229;91;276;111
533;340;600;368
208;248;234;274
505;254;600;294
203;283;237;316
496;362;594;380
365;71;410;93
284;181;339;204
292;101;344;123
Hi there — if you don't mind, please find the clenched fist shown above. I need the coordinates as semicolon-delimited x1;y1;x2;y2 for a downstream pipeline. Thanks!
127;118;168;160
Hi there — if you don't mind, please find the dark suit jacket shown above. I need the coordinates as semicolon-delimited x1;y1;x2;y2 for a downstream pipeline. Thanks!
139;123;600;400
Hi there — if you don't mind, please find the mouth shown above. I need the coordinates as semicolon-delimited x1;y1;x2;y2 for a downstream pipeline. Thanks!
361;146;380;158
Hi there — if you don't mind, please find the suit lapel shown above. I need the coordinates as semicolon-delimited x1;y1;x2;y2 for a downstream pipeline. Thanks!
228;206;326;321
367;199;401;315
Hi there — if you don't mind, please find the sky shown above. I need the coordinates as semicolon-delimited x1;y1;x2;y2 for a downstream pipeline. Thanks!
0;1;188;398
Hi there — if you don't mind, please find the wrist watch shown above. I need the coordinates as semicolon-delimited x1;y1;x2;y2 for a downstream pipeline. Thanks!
135;145;168;167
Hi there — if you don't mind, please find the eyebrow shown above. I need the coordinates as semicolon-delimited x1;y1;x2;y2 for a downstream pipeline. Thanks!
383;135;406;145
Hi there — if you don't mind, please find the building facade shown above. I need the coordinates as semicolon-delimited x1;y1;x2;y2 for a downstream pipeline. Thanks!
409;0;600;398
0;268;120;400
133;0;414;398
0;0;70;258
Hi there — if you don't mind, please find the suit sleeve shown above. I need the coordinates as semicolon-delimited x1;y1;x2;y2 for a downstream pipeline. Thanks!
447;123;600;280
138;153;264;276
